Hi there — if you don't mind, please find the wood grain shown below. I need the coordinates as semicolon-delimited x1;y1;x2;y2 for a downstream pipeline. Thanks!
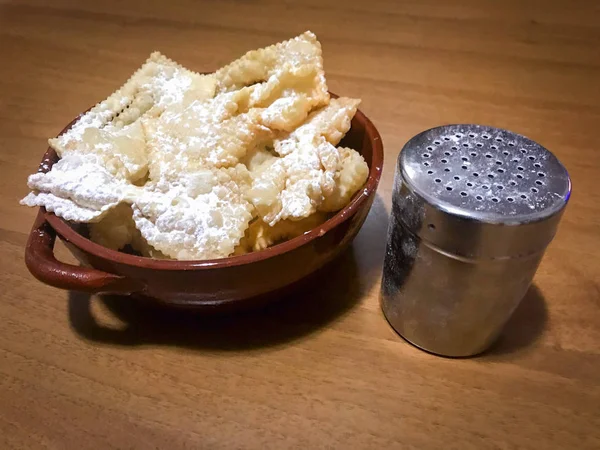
1;0;599;448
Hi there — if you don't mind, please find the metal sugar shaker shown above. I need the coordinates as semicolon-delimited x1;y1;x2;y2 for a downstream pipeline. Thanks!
380;125;571;357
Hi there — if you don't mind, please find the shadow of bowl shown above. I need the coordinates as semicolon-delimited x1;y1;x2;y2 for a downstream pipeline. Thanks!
68;247;359;351
67;195;390;351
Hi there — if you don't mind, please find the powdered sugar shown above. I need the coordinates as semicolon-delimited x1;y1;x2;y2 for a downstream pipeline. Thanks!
21;153;139;222
275;97;360;156
22;34;368;260
132;175;253;260
254;99;363;224
21;192;115;222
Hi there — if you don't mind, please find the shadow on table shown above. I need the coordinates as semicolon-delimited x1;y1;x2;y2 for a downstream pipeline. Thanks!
68;195;389;352
481;284;548;358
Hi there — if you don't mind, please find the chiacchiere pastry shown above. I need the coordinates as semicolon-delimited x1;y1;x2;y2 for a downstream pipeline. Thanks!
21;31;369;261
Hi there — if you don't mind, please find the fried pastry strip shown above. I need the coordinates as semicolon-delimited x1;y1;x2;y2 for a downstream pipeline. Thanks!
50;52;216;182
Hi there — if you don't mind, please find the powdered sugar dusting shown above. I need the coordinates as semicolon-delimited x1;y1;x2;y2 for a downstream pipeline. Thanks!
22;33;369;260
22;153;140;222
132;175;253;260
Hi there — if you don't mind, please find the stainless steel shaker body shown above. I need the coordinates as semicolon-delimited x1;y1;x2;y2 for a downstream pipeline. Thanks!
381;125;571;357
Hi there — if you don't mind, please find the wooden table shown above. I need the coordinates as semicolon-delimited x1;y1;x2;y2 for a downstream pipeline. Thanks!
1;1;599;448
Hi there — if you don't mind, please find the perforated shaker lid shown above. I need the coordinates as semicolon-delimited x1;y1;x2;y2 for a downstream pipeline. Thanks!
397;125;571;258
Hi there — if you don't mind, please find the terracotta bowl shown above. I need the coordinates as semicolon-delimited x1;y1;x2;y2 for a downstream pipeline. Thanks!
25;99;384;311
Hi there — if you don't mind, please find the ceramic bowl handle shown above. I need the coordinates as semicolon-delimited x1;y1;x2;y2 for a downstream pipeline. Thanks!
25;210;140;294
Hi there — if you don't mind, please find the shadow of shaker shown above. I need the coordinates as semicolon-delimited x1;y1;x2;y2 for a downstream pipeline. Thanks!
482;284;548;358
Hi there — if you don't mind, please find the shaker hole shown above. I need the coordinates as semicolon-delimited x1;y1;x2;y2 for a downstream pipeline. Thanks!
466;182;473;187
454;176;460;180
507;197;514;202
462;157;469;161
476;195;483;200
427;170;434;174
531;187;539;193
444;168;450;172
446;186;453;191
517;174;524;179
536;180;544;185
492;197;499;202
435;178;442;183
538;172;545;177
460;191;468;197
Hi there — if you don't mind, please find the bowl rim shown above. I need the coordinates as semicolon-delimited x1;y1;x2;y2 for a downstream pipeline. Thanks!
44;102;384;270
